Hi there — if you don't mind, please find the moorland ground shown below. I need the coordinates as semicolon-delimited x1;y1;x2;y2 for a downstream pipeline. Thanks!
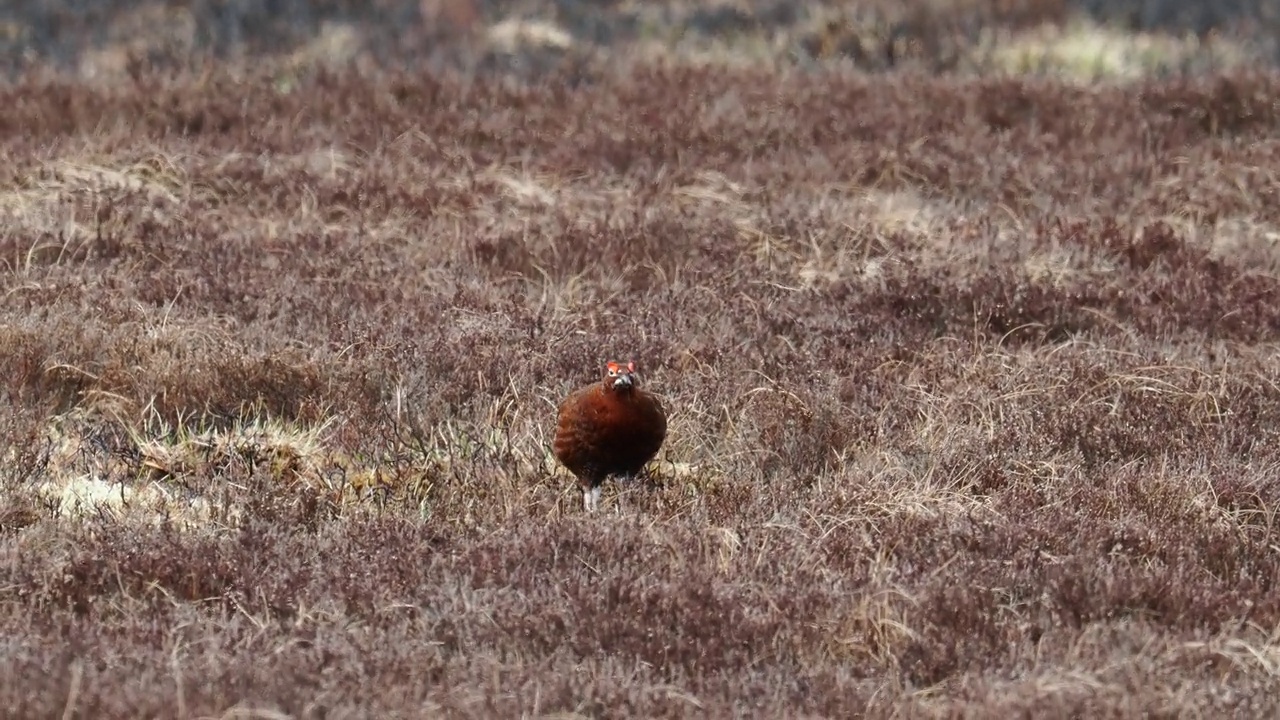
4;0;1280;718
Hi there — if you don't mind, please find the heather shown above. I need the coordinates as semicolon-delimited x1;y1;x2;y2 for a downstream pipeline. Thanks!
3;1;1280;718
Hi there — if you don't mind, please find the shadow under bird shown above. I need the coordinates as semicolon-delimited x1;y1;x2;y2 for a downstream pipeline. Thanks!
552;360;668;512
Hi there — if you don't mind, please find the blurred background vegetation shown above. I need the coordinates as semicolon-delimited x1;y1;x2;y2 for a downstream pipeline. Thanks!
0;0;1277;82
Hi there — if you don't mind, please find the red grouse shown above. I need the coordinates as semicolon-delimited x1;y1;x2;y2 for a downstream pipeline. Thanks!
553;360;668;511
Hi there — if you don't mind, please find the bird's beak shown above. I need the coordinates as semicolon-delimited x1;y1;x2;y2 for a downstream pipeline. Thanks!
613;373;634;390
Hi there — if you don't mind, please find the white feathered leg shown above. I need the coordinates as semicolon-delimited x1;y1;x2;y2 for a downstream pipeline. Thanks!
583;484;602;512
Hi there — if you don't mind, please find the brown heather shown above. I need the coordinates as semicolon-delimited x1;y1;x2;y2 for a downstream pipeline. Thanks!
5;3;1280;718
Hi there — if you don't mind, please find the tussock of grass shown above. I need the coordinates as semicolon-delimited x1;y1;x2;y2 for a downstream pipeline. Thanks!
990;18;1255;82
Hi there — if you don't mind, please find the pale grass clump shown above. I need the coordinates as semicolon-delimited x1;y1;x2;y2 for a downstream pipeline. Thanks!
989;17;1257;83
32;403;342;527
818;549;921;675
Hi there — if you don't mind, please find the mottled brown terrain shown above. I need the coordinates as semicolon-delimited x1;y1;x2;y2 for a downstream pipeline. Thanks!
3;1;1280;718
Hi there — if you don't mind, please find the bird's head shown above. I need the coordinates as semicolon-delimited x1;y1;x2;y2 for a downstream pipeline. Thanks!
602;360;639;393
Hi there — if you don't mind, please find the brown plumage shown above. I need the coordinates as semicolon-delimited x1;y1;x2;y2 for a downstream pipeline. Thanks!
553;359;668;512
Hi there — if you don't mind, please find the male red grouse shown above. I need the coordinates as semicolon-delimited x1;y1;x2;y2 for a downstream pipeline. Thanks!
553;360;667;512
